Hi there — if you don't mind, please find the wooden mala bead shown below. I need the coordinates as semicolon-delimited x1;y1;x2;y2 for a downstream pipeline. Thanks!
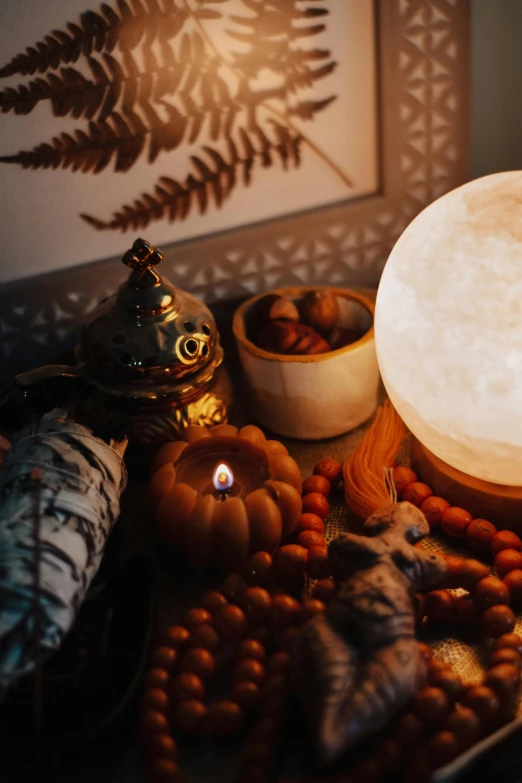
420;496;449;528
313;458;342;483
491;531;522;556
474;576;510;610
494;550;522;579
465;519;497;551
392;466;417;494
440;507;472;538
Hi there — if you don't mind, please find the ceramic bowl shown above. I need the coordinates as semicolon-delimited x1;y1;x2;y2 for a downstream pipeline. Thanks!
232;286;380;440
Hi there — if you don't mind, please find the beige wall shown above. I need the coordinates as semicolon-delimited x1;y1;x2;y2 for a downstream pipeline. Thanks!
471;0;522;178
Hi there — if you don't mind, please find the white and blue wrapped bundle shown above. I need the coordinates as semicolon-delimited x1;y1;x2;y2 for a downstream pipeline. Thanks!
0;410;127;690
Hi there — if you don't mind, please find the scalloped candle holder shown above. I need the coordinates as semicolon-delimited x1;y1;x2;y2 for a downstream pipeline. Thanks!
148;424;303;573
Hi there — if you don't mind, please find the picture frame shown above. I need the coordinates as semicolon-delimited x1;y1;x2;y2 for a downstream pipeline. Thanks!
0;0;470;382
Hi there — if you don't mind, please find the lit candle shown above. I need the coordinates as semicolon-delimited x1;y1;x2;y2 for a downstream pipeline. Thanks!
213;463;234;501
150;424;302;573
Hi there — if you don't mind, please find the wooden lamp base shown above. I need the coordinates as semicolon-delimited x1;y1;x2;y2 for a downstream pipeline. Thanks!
410;438;522;533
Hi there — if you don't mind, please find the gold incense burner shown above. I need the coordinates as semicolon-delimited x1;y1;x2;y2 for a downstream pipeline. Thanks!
16;239;232;446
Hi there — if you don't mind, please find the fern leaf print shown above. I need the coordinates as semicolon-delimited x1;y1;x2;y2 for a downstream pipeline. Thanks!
0;0;363;235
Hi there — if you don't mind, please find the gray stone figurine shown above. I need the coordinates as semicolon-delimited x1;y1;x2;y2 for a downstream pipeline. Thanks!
292;501;447;765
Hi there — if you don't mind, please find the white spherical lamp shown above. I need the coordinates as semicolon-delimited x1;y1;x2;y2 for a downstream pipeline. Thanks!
375;172;522;520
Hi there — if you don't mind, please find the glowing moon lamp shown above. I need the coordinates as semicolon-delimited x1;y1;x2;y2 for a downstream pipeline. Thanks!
375;171;522;491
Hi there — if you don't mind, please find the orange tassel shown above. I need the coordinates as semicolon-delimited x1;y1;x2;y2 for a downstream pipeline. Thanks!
343;400;407;519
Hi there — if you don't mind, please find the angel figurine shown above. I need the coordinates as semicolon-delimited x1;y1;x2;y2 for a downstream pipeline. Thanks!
292;501;447;765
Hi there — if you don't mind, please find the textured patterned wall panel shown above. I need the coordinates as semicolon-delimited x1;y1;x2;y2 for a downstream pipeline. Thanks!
0;0;469;382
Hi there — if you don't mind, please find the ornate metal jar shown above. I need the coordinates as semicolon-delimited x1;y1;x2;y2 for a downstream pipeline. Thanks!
16;239;232;446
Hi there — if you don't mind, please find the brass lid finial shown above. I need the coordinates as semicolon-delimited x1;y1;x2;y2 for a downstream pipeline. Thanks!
122;238;163;287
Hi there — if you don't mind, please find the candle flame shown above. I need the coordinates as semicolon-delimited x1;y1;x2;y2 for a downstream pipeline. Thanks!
213;462;234;493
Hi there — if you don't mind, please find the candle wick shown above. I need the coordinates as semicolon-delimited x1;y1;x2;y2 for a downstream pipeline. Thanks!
219;491;228;502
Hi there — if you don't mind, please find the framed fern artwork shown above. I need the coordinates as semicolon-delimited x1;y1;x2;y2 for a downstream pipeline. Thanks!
0;0;469;380
0;0;377;279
